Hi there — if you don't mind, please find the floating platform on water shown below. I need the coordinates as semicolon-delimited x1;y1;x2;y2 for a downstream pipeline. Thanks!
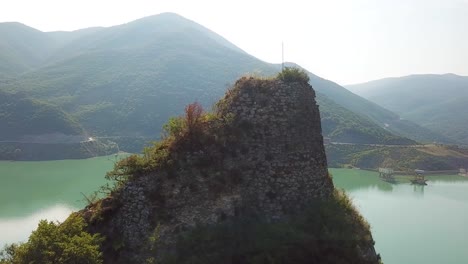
411;178;428;185
379;167;397;183
412;169;428;185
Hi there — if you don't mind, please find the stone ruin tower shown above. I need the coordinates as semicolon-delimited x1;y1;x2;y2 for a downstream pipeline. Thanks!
87;76;337;263
218;76;334;219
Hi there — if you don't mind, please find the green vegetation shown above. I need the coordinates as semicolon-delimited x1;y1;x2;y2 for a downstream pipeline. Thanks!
105;101;236;193
277;67;309;83
347;74;468;144
0;214;103;264
158;189;378;264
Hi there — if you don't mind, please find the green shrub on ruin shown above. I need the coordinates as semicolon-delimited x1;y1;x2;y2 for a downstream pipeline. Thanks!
277;67;310;83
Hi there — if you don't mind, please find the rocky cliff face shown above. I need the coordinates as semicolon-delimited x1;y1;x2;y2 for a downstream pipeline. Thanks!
217;77;333;217
83;74;379;263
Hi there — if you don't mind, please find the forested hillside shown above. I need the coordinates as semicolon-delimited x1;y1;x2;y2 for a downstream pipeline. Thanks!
347;74;468;144
0;13;440;155
0;90;83;140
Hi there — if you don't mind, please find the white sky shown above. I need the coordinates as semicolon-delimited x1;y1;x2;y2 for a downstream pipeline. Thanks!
1;0;467;85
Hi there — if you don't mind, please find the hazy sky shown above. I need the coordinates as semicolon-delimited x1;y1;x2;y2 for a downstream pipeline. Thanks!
1;0;467;85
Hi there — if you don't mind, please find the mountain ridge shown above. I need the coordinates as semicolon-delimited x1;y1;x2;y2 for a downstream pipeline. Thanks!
0;12;448;156
347;74;468;144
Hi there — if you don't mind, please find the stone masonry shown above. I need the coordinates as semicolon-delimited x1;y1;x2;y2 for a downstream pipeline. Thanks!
90;76;336;263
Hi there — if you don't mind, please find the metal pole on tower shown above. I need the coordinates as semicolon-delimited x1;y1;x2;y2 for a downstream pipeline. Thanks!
282;41;284;71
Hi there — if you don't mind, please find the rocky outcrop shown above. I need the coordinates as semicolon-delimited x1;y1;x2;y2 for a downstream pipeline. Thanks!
83;74;379;263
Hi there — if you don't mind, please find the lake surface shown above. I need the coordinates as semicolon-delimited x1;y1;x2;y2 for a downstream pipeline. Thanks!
0;154;123;246
331;168;468;264
1;160;468;264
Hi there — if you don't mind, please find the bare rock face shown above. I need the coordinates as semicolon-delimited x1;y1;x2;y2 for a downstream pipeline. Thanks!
85;76;377;263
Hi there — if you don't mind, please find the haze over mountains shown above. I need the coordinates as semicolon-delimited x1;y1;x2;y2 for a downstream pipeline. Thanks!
348;74;468;144
0;12;456;153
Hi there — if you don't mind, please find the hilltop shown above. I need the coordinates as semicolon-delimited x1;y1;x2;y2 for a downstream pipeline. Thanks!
1;72;380;264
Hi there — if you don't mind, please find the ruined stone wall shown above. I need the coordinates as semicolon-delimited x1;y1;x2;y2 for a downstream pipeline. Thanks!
220;77;333;219
93;77;335;262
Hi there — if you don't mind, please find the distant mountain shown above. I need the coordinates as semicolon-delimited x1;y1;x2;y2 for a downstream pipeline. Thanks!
0;22;56;78
347;74;468;144
0;13;424;153
296;67;452;144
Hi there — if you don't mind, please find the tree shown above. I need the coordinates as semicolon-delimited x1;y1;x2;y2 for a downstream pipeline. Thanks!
0;214;103;264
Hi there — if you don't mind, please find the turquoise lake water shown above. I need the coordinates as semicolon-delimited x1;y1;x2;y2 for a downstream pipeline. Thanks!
1;159;467;264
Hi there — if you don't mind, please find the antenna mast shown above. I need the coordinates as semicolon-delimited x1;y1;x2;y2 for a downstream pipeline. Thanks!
282;41;284;71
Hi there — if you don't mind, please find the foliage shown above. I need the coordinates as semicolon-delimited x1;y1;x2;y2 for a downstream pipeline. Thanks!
163;117;185;139
184;102;204;137
105;102;227;190
276;67;310;83
160;189;378;264
0;214;103;264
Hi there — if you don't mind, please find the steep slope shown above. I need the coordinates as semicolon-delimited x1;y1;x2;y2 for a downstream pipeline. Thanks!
1;12;417;152
347;74;468;144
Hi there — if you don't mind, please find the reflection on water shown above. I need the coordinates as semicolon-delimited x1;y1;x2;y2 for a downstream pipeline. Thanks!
0;204;73;247
0;155;123;218
413;184;425;196
0;155;123;247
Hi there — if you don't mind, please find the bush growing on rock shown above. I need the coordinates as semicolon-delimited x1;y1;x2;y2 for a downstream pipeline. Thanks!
276;67;310;83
